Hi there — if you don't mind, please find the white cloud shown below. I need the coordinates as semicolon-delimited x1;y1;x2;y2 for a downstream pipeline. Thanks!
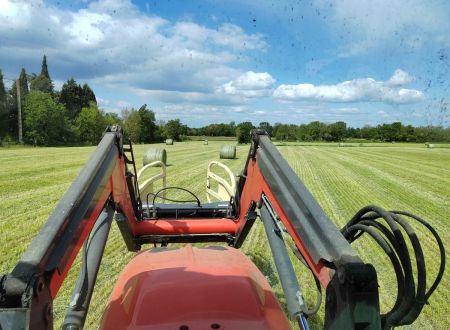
273;70;424;104
386;69;414;86
0;0;266;99
211;24;267;50
172;22;266;51
216;71;275;98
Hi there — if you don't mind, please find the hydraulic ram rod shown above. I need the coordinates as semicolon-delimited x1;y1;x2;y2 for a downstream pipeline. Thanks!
62;203;115;330
260;196;309;330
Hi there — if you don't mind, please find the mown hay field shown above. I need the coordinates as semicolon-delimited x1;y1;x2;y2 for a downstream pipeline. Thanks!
0;141;448;329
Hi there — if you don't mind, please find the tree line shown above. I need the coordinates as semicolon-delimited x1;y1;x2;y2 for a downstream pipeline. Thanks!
187;121;450;143
1;57;449;146
266;121;450;143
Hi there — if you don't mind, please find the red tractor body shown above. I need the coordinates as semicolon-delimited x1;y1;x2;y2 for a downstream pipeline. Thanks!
100;245;290;330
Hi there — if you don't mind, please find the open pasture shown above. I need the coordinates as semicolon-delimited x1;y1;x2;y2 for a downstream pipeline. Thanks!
0;141;448;329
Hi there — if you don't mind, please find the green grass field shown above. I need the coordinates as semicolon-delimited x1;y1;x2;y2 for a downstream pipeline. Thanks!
0;141;448;329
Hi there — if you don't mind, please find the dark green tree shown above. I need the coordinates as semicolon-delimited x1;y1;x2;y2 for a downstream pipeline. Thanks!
403;125;416;142
41;55;50;79
236;121;254;143
138;104;156;143
154;121;166;142
328;121;347;141
74;102;106;145
307;121;327;141
30;56;54;94
6;85;18;138
81;83;96;107
274;124;288;141
297;124;312;141
198;122;235;136
164;119;183;141
228;121;236;136
19;68;29;99
60;78;83;120
30;75;53;94
274;124;296;141
360;125;377;140
23;91;70;145
104;112;123;127
122;109;141;143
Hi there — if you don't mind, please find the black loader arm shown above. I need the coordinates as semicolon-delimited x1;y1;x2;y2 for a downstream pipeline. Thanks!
0;126;141;330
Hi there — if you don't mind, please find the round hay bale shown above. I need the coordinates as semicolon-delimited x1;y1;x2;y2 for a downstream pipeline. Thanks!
165;139;173;145
219;145;236;159
339;143;345;147
428;144;434;149
204;139;208;145
143;148;167;166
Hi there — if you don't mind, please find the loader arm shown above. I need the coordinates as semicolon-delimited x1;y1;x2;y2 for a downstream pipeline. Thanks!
232;130;380;329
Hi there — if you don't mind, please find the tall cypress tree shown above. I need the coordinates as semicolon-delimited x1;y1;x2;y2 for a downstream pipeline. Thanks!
41;55;50;79
30;56;53;94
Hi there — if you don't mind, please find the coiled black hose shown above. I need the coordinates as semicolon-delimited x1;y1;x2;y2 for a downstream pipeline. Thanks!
341;205;445;329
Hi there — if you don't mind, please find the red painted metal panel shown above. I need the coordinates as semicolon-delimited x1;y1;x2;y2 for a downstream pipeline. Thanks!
134;219;238;235
238;159;331;287
100;246;291;330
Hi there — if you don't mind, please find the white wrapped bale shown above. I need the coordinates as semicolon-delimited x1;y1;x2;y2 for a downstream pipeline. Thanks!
219;145;236;159
165;139;173;145
143;148;167;166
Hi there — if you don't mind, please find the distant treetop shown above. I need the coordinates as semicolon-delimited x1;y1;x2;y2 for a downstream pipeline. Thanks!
40;55;50;79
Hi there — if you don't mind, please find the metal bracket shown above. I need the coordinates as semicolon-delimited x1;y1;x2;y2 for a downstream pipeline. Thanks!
232;201;257;248
324;263;381;329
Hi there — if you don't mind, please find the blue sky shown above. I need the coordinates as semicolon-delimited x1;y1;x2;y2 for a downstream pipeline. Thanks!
0;0;449;127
